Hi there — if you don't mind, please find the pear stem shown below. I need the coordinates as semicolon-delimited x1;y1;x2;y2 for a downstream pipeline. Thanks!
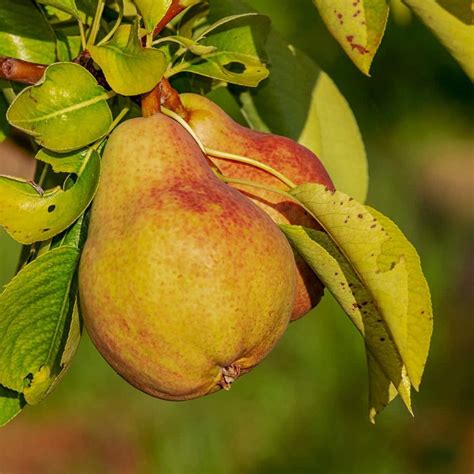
218;173;315;216
205;148;297;189
161;106;206;152
161;107;298;189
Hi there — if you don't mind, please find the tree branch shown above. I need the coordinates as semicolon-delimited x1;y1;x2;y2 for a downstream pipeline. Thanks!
153;0;187;37
0;57;46;85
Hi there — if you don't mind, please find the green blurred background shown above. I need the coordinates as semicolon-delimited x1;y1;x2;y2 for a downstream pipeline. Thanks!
0;1;472;472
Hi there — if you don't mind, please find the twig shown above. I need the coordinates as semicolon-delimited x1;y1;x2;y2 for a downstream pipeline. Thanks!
0;57;46;84
153;0;187;37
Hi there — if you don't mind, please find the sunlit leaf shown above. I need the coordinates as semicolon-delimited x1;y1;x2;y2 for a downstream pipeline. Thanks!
177;14;270;86
281;224;412;412
404;0;474;80
313;0;389;75
90;22;167;96
0;0;57;64
132;0;172;33
367;207;433;389
7;63;113;152
0;148;100;244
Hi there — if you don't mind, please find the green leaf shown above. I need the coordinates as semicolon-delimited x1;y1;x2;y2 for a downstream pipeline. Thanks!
0;246;80;399
133;0;172;33
281;224;412;413
90;22;167;96
0;0;57;64
0;94;10;142
35;146;90;174
403;0;474;80
178;14;270;87
367;207;433;390
282;184;433;417
0;148;100;244
367;350;398;423
37;0;82;19
0;385;25;427
55;30;82;62
313;0;389;75
243;33;368;202
6;63;113;152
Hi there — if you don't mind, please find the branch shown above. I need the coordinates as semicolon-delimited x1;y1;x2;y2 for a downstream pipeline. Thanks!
0;57;46;85
153;0;187;37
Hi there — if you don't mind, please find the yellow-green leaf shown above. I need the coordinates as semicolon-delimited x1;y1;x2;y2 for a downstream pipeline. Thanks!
132;0;172;33
0;148;100;244
281;224;412;413
6;63;113;152
403;0;474;80
286;183;433;405
90;22;167;96
367;350;398;423
313;0;389;75
367;207;433;389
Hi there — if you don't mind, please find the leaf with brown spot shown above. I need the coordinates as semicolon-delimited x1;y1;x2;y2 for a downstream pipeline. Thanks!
313;0;389;75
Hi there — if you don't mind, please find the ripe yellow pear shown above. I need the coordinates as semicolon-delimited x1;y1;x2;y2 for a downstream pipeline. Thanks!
180;93;335;320
79;112;296;401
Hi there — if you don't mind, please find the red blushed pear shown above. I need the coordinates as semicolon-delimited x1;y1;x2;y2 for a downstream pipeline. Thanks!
79;112;296;401
180;93;335;321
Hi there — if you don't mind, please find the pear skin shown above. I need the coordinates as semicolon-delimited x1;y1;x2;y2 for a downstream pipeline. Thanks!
180;93;335;320
79;113;296;401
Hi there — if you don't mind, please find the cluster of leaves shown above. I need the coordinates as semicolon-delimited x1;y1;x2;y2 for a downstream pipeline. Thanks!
0;0;465;427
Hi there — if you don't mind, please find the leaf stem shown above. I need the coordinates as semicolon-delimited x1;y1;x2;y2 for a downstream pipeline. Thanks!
78;21;87;50
164;57;201;78
161;106;206;152
205;147;296;189
96;0;123;47
87;0;105;48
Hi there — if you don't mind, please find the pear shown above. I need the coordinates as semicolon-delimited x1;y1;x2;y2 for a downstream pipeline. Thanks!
180;93;335;320
79;112;296;401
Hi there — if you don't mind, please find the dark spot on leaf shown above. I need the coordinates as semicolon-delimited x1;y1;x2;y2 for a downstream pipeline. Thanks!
43;228;50;232
357;214;363;219
223;62;246;74
380;337;385;342
48;204;56;213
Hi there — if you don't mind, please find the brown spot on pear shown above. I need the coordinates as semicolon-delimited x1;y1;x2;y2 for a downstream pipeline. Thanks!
180;93;335;321
79;113;296;401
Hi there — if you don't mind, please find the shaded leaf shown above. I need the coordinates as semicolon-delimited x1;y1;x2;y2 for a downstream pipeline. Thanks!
367;350;398;423
0;246;80;397
90;23;167;95
404;0;474;80
7;63;113;152
243;33;368;202
0;0;57;64
313;0;389;75
0;94;9;142
0;148;100;244
0;385;25;427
